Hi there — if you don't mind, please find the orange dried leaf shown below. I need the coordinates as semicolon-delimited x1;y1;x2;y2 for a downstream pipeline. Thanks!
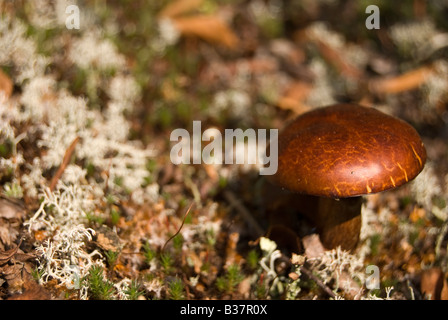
420;267;445;300
0;238;22;265
315;40;363;79
172;15;239;49
441;276;448;300
276;81;312;114
34;230;49;242
49;136;80;191
8;278;51;300
294;30;362;79
159;0;204;19
0;69;13;100
369;65;434;94
409;207;426;223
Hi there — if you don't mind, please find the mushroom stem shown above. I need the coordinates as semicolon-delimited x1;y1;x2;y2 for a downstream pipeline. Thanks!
314;197;363;251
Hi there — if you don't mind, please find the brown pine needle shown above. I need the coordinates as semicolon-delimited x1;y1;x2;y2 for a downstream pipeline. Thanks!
300;264;337;299
49;136;80;191
315;40;363;79
172;15;239;49
162;202;195;252
158;0;203;19
369;65;434;94
0;69;13;100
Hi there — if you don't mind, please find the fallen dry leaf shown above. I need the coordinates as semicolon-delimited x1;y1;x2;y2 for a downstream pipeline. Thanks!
1;262;22;280
7;277;52;300
0;238;22;265
295;30;363;80
314;40;363;79
224;232;242;267
442;276;448;300
49;136;80;191
276;81;312;115
158;0;204;19
369;65;434;94
95;225;122;252
172;15;239;49
420;267;448;300
0;196;26;220
302;234;325;259
0;68;13;100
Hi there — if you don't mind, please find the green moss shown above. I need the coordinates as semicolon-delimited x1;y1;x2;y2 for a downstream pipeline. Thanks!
167;277;185;300
369;233;382;256
85;265;115;300
216;264;244;294
246;249;260;271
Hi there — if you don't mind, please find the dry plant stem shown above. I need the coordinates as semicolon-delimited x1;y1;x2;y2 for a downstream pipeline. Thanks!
0;238;23;264
223;190;265;238
162;202;194;252
300;264;337;299
369;64;433;94
49;136;80;191
315;197;362;251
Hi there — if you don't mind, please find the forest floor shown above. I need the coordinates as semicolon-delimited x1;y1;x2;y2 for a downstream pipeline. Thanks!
1;0;448;300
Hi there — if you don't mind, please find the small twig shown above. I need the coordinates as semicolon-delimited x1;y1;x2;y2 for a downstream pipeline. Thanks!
162;202;195;253
103;158;113;195
223;190;265;238
300;264;337;299
49;136;80;191
435;219;448;260
404;275;422;300
369;64;433;94
0;237;23;265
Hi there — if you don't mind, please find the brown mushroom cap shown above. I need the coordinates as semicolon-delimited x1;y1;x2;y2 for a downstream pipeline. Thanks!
270;104;426;198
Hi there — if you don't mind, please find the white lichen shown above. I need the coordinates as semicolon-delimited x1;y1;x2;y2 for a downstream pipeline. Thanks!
411;162;444;219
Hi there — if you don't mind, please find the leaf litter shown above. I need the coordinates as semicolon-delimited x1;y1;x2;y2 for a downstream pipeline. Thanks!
0;0;448;300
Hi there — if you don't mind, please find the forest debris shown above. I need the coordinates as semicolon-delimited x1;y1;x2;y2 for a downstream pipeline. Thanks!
302;234;325;259
237;276;252;298
420;267;448;300
369;65;434;94
0;196;26;220
158;0;239;49
0;69;13;100
7;276;52;300
301;235;362;299
270;39;306;66
313;39;363;79
299;265;337;299
223;190;264;238
162;202;194;252
49;136;80;191
295;28;363;80
0;197;26;248
276;81;312;114
158;0;203;19
95;226;122;252
0;238;22;265
0;238;36;297
224;232;241;267
172;15;239;49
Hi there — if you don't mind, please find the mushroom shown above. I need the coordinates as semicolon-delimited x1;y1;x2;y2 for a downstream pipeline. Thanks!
267;103;426;251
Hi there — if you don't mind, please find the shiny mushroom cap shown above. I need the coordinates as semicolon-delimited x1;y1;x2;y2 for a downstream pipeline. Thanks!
269;104;426;198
